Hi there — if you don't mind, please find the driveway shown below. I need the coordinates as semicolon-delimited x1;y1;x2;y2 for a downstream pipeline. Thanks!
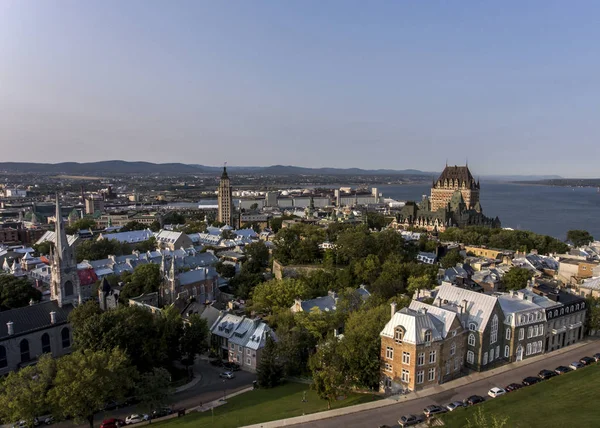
296;341;600;428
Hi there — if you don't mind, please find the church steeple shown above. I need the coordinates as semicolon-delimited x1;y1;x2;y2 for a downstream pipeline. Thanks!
55;193;68;259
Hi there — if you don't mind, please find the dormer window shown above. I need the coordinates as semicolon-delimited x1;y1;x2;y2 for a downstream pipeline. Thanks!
395;327;405;344
424;330;432;343
469;322;477;331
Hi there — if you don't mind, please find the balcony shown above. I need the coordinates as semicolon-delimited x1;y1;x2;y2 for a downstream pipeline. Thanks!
552;326;567;335
568;322;582;330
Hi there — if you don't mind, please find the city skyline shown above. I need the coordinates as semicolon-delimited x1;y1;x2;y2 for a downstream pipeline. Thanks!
2;1;600;177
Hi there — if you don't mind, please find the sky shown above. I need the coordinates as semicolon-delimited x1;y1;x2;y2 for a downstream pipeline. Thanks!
1;1;599;177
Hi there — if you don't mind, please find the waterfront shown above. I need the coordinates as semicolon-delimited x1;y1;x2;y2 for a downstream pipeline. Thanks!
381;182;600;240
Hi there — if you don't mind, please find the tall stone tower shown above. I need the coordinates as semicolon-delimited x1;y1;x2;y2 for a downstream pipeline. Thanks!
430;165;480;211
50;195;81;307
217;165;233;226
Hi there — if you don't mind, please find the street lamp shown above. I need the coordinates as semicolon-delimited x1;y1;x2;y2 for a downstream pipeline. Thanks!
223;379;227;401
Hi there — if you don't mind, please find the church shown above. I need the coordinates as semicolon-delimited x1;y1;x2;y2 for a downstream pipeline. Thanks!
394;164;501;232
0;196;78;375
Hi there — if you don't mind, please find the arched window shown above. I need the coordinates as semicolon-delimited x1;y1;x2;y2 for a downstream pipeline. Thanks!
483;352;488;365
469;322;477;331
548;311;552;319
41;333;51;354
489;348;494;361
527;326;533;338
506;328;511;340
554;310;558;317
0;346;6;368
504;345;510;358
490;315;498;344
61;328;71;349
450;342;456;356
424;330;432;343
467;350;474;364
582;302;585;309
468;333;476;346
566;307;570;314
395;327;404;344
576;304;580;311
64;280;73;297
526;343;532;356
20;339;30;363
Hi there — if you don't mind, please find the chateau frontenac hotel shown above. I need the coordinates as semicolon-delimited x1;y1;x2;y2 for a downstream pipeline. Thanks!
393;164;501;232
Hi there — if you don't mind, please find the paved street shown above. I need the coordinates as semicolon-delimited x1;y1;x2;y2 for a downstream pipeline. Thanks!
297;341;600;428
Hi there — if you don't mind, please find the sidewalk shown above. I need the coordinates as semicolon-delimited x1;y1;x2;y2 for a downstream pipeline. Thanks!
175;373;203;393
190;386;254;413
242;338;598;428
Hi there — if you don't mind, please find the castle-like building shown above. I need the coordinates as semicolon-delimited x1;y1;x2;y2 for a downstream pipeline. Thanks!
394;164;500;232
218;166;233;226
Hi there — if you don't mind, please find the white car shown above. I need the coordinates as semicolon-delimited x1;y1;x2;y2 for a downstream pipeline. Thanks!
569;362;584;370
125;414;148;425
488;387;506;398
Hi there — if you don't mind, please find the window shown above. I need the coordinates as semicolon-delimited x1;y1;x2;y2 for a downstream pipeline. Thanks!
61;328;70;349
582;302;585;309
384;362;392;372
230;343;234;350
539;325;544;336
526;343;532;356
386;347;393;360
469;322;477;331
428;367;436;381
527;326;533;338
20;339;30;363
384;376;392;388
41;333;51;354
560;308;564;315
64;280;73;297
395;327;404;344
519;328;524;340
450;342;456;356
538;340;542;352
483;352;488;365
429;350;436;364
454;357;460;371
576;304;580;311
532;342;538;354
401;369;410;383
246;349;251;355
402;352;410;365
490;348;494;361
534;325;539;337
238;345;242;352
506;328;511;340
452;330;457;337
548;311;552;319
416;370;424;384
496;345;500;359
424;330;432;343
417;352;425;366
446;361;451;375
520;315;525;324
566;306;570;314
467;351;474;364
504;345;510;358
490;315;498;344
468;333;475;346
0;346;6;368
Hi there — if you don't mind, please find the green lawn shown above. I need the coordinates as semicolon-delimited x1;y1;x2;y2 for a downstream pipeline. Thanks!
157;382;380;428
441;363;600;428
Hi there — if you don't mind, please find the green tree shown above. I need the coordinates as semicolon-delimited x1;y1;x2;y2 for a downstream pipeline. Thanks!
157;305;184;363
335;226;375;264
0;354;56;426
120;221;146;232
440;248;464;269
0;274;42;310
407;274;433;298
502;267;532;290
33;241;53;255
149;220;161;232
585;296;600;334
65;218;97;235
215;262;237;278
75;238;122;263
48;348;136;428
250;203;259;210
120;263;162;299
256;334;283;388
244;242;270;273
309;338;348;410
251;278;310;313
353;254;381;285
567;230;594;248
180;314;210;366
135;367;172;416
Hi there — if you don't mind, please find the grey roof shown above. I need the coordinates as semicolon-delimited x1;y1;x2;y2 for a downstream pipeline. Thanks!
178;267;217;286
99;229;154;243
0;301;72;340
497;292;548;314
581;277;600;291
380;307;443;345
435;284;499;333
210;312;272;350
300;294;337;312
409;301;458;338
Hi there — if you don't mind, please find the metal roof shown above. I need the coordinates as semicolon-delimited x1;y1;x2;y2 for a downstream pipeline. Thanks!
435;284;499;333
380;307;443;345
0;301;72;340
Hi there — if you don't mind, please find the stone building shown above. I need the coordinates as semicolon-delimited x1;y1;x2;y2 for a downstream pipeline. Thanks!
218;166;234;226
159;255;219;305
430;165;480;211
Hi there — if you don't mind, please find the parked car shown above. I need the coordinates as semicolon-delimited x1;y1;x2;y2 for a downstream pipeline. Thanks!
487;387;506;398
555;366;572;375
538;369;557;380
219;371;235;379
398;414;424;427
466;395;485;405
569;361;584;370
151;408;173;419
41;416;54;425
100;419;126;428
104;400;119;411
446;401;466;411
522;376;541;386
580;356;595;366
124;414;148;425
423;405;447;417
592;353;600;362
505;383;523;392
222;362;241;371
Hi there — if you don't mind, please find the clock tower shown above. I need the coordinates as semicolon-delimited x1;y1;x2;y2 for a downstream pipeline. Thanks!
50;195;81;307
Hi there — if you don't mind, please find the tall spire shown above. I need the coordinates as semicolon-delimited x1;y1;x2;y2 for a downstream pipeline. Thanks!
221;162;229;179
55;193;67;258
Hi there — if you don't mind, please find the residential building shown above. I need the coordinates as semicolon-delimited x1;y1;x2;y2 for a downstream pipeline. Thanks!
557;258;599;284
218;166;234;226
290;286;370;313
160;256;219;305
210;313;273;372
578;276;600;298
97;229;154;244
416;252;437;265
84;195;104;215
155;230;193;250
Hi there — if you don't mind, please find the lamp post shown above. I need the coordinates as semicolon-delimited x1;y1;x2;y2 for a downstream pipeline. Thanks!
223;379;227;401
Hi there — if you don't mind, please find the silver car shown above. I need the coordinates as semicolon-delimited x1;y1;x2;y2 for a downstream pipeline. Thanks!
446;401;466;411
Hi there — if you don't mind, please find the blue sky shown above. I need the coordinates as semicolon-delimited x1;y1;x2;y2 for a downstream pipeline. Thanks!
1;1;599;177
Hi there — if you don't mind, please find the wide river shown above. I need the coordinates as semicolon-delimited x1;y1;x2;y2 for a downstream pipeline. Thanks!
380;182;600;241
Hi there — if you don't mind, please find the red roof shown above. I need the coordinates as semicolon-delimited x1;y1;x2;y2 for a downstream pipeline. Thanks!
77;268;98;286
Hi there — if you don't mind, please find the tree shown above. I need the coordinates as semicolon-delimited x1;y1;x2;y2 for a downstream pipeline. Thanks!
353;254;381;285
465;407;509;428
48;348;135;428
250;203;259;211
585;296;600;334
65;218;97;235
567;230;594;248
0;354;56;426
251;278;310;313
0;274;42;310
440;248;464;269
33;241;53;255
157;305;184;364
135;367;172;416
120;221;146;232
244;242;270;272
502;267;532;291
120;263;162;299
309;338;348;410
180;314;210;366
149;220;161;232
215;262;236;278
407;274;433;298
256;334;283;388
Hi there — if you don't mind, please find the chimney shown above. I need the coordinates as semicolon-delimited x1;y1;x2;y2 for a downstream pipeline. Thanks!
390;302;397;319
50;312;56;324
7;321;13;335
461;299;468;314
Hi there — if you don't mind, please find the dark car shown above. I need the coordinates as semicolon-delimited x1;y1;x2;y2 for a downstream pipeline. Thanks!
538;369;557;380
523;376;541;386
103;401;119;411
151;408;173;419
505;383;523;392
398;414;424;427
593;353;600;362
423;405;447;417
466;395;485;405
223;362;241;371
580;356;595;366
555;366;572;375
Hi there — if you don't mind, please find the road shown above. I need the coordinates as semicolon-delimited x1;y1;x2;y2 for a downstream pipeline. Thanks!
297;341;600;428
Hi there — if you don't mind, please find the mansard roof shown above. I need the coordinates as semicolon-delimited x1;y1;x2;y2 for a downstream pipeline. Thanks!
437;165;475;184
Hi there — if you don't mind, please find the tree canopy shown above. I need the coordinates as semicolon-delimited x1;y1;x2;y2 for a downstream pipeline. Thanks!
567;230;594;248
256;334;283;388
120;263;162;300
0;274;42;310
502;267;532;290
440;248;464;269
251;278;310;313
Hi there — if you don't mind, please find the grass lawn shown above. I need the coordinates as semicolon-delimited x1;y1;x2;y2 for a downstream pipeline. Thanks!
441;363;600;428
157;382;380;428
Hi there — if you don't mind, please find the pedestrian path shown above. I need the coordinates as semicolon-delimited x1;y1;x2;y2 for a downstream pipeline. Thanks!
242;339;598;428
